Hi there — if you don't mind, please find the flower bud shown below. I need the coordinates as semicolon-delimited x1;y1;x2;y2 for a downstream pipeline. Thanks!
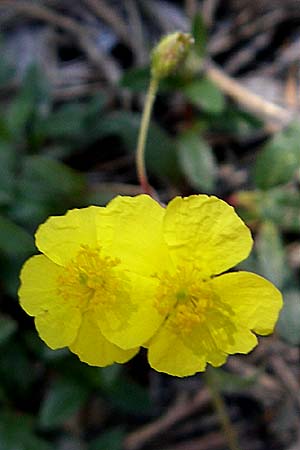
151;32;194;80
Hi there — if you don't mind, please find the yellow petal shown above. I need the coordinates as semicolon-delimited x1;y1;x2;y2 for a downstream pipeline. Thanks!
36;196;169;277
69;311;138;366
35;305;81;349
105;195;169;276
19;255;64;316
93;195;171;349
164;195;252;277
148;305;258;376
19;255;82;349
185;313;258;356
224;326;258;355
35;206;107;266
97;273;164;349
148;325;207;377
211;272;283;335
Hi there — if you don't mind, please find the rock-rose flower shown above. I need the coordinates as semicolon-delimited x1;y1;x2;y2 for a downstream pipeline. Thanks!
19;196;170;366
19;195;282;377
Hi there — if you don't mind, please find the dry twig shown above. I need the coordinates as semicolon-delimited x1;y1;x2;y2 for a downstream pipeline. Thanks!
269;355;300;413
0;0;120;83
204;60;293;124
83;0;130;45
124;388;210;450
162;431;226;450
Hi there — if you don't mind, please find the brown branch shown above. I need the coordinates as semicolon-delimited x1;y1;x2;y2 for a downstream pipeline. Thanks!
204;60;293;124
0;0;120;84
83;0;130;45
269;355;300;413
124;388;210;450
162;431;226;450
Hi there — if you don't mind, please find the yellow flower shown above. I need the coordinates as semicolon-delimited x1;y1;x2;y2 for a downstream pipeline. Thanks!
19;194;283;377
99;195;283;377
18;196;170;366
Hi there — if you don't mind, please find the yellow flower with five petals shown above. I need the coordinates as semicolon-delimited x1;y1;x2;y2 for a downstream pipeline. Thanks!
18;196;170;366
19;194;283;377
97;195;283;377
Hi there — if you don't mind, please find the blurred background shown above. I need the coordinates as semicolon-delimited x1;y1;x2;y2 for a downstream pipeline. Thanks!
0;1;300;449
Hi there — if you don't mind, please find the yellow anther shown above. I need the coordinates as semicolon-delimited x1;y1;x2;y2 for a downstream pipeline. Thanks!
57;245;123;311
154;265;234;337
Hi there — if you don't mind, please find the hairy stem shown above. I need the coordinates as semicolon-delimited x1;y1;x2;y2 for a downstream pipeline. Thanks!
135;76;159;195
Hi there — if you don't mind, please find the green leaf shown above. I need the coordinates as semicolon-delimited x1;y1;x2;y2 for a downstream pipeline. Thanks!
106;376;152;415
255;221;289;289
208;367;259;394
44;354;119;391
11;155;85;228
235;188;300;233
191;13;207;57
41;104;86;140
0;57;15;88
0;215;32;295
0;410;53;450
178;131;217;191
92;111;180;181
88;428;125;450
120;67;150;92
38;378;89;429
0;142;18;206
0;215;34;258
277;290;300;345
253;121;300;189
41;94;107;145
98;365;123;389
23;155;85;198
183;77;225;114
6;64;50;137
207;106;262;137
56;436;85;450
258;188;300;232
0;341;36;398
0;315;17;346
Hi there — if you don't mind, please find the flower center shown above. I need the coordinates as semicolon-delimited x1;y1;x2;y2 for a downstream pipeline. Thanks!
57;245;124;311
154;265;234;336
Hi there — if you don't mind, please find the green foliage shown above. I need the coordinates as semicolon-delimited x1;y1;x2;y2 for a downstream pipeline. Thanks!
0;23;299;450
255;221;289;289
0;142;17;206
183;78;225;114
178;131;217;191
105;376;152;415
11;155;85;228
191;13;207;57
253;121;300;189
0;411;53;450
208;367;259;394
207;105;262;136
277;290;300;345
38;378;89;429
88;428;125;450
0;315;17;345
6;65;50;139
120;67;150;92
94;110;181;181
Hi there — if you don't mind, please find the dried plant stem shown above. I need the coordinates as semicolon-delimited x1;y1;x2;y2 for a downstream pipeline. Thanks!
205;368;241;450
204;60;292;124
135;76;159;195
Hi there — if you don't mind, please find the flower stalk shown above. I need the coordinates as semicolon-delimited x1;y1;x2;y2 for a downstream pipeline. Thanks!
135;76;159;195
135;32;194;194
205;367;241;450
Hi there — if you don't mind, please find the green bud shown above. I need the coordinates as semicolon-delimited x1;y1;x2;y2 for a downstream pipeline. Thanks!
151;32;194;80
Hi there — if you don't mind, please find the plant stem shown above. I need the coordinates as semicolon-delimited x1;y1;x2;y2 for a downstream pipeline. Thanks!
205;367;241;450
135;76;159;195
